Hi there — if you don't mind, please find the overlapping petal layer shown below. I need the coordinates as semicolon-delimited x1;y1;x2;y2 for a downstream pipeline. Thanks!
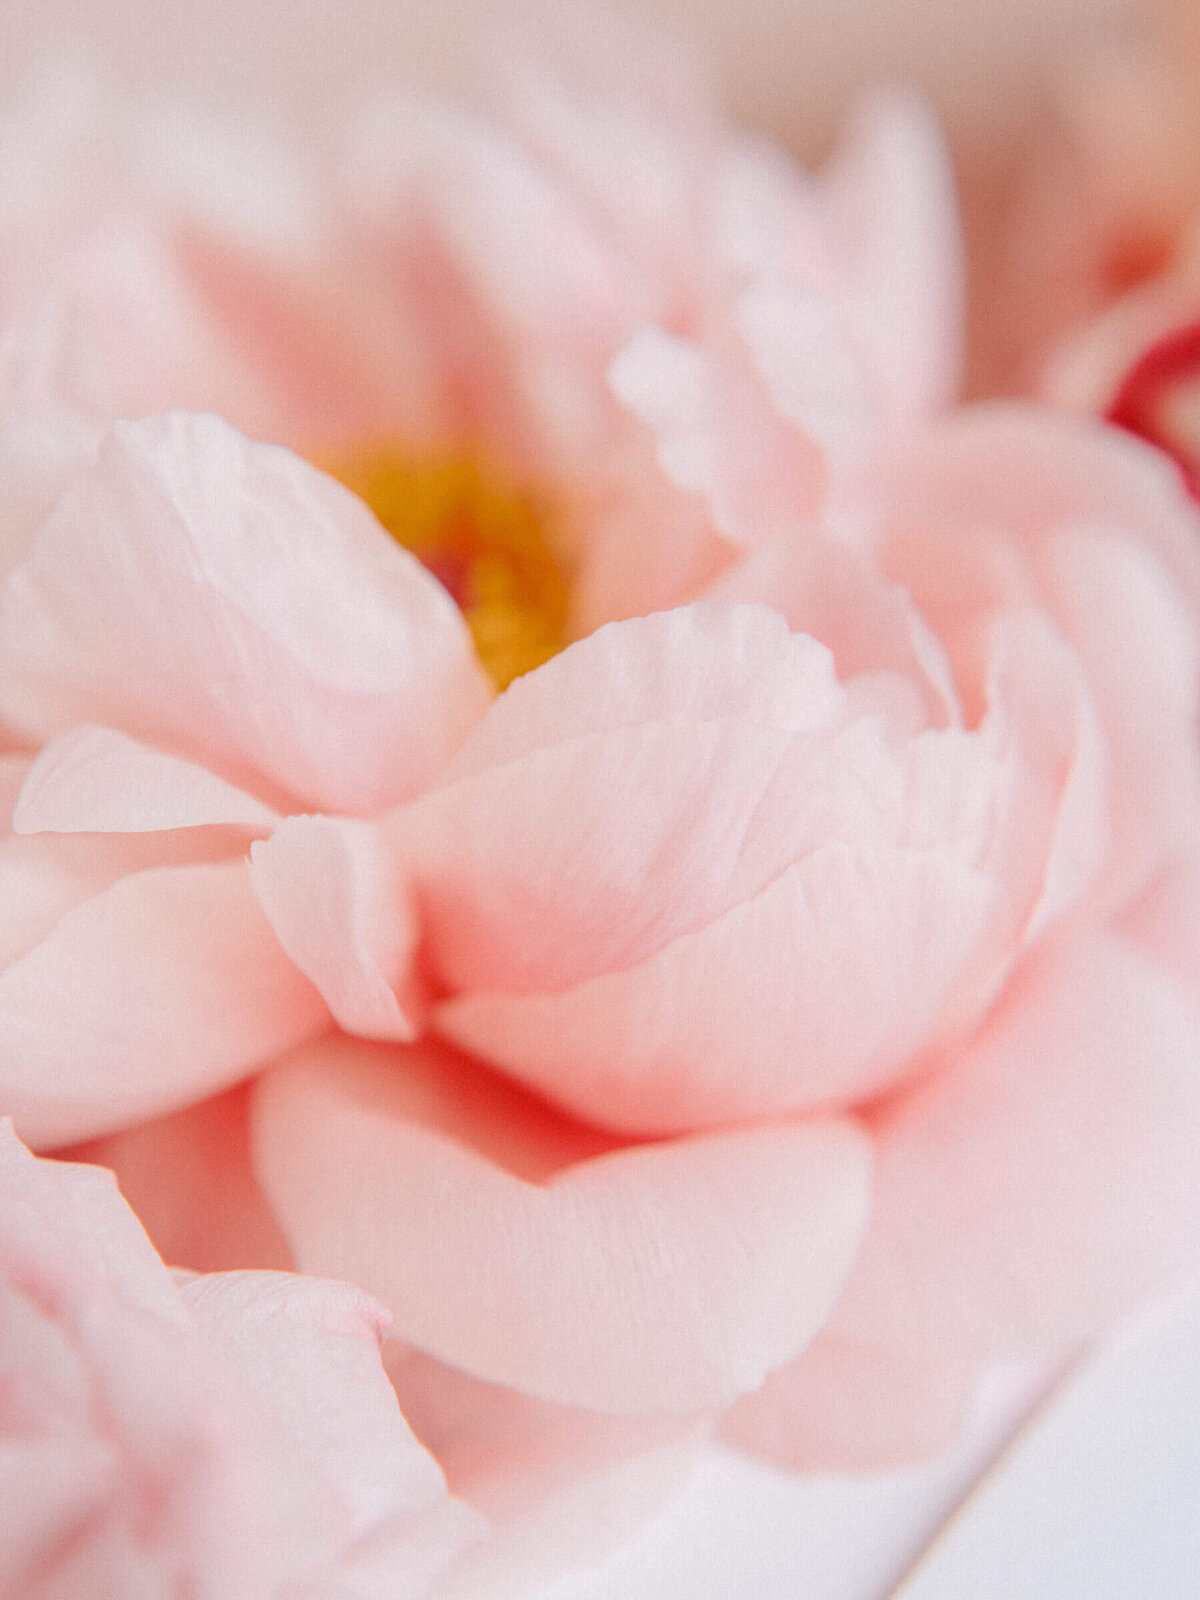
0;412;490;815
252;1035;872;1413
0;1122;486;1598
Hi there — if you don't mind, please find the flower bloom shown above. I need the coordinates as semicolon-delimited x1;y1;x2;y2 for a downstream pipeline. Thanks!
0;1119;483;1598
1;16;1200;1529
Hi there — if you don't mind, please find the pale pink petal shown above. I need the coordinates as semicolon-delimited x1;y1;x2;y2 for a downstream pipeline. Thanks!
180;1273;447;1535
609;322;828;539
174;224;444;454
838;934;1200;1370
712;132;842;292
876;405;1200;638
0;1119;181;1320
252;1036;871;1413
344;86;647;484
15;723;280;834
0;413;490;814
708;532;961;728
184;1275;488;1600
60;1084;293;1274
0;1436;115;1596
400;718;901;996
1120;852;1200;1014
733;281;878;480
0;861;327;1147
395;678;998;1008
346;93;638;363
973;610;1108;951
720;1331;976;1473
1;1126;484;1598
386;1344;709;1524
821;88;963;421
0;302;105;584
877;406;1200;901
63;220;290;442
436;841;993;1133
0;753;267;974
443;604;842;780
568;437;730;633
728;930;1200;1469
249;813;421;1042
1040;526;1200;900
491;13;712;311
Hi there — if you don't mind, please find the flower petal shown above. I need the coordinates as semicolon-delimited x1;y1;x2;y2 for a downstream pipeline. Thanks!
179;1272;449;1537
60;1084;293;1274
0;1118;181;1320
436;841;994;1133
14;723;280;834
252;1035;871;1413
0;412;490;814
840;934;1200;1370
727;928;1200;1470
720;1330;976;1473
386;1344;709;1523
821;88;963;422
249;813;421;1042
0;861;327;1146
446;603;842;777
877;406;1200;900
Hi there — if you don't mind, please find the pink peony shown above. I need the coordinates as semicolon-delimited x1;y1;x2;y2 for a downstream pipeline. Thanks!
0;1118;483;1598
0;15;1199;1531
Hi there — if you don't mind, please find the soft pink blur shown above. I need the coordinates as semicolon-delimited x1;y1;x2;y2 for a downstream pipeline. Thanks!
0;0;1198;1548
0;1121;483;1598
0;0;1141;150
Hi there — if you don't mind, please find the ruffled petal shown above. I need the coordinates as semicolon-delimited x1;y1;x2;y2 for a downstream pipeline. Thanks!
442;603;842;780
821;88;963;422
179;1273;450;1537
386;1344;709;1524
14;723;280;834
878;407;1200;906
0;1118;181;1320
0;861;327;1146
609;321;829;539
707;532;961;729
840;934;1200;1370
60;1084;293;1274
252;1035;871;1414
436;841;994;1133
249;813;421;1041
0;412;490;814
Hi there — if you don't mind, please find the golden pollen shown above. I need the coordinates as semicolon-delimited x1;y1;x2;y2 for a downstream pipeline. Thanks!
329;448;569;690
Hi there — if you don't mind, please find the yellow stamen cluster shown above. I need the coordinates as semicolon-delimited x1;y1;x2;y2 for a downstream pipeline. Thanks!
329;448;568;690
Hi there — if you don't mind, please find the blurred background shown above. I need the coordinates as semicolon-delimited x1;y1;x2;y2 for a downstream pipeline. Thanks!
0;0;1150;152
0;0;1188;392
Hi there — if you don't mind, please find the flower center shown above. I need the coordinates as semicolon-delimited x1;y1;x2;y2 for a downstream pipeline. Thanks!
329;448;569;689
1106;319;1200;500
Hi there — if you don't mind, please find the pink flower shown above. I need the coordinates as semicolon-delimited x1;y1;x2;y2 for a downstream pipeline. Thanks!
0;17;1199;1532
0;1118;483;1598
